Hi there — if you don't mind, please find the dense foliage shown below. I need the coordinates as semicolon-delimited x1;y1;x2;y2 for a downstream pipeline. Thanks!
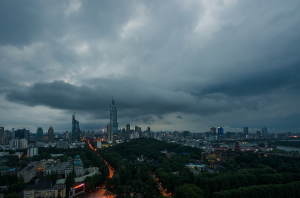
98;138;203;197
98;138;300;198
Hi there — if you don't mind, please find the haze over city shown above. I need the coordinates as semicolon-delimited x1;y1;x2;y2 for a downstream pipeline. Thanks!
0;1;299;133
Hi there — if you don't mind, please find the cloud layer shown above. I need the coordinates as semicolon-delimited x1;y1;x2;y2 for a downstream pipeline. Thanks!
0;0;300;133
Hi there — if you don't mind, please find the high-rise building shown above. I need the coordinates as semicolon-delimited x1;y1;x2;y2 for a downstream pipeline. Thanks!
9;138;28;149
110;100;118;135
107;123;113;143
48;126;54;143
15;129;30;141
262;127;267;139
36;127;43;142
72;114;80;142
134;126;138;132
243;127;248;136
256;131;261;139
218;127;224;137
126;124;130;140
210;127;216;136
65;131;69;139
0;127;4;138
0;127;6;145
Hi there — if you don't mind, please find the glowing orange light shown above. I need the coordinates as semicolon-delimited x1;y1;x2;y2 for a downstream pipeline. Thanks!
75;184;84;189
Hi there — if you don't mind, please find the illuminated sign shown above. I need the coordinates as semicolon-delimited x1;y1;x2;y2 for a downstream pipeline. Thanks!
75;184;84;189
70;183;85;197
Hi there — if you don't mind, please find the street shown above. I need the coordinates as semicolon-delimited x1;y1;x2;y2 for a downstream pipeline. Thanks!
86;140;116;198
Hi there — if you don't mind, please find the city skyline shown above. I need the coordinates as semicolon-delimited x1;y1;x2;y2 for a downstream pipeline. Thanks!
0;1;299;133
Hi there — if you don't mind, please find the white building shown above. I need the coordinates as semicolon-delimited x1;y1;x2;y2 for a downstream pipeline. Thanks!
44;155;84;178
97;140;101;148
9;138;28;149
27;147;38;157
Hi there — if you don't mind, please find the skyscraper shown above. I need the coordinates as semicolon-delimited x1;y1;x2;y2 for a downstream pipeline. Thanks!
72;114;80;142
0;127;5;145
110;100;118;135
218;127;224;137
15;129;30;141
210;126;216;136
48;126;54;143
36;127;43;142
262;127;267;139
243;127;248;135
126;124;130;140
107;123;113;143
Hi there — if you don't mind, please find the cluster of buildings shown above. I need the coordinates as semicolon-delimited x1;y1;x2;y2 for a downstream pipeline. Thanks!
17;155;99;198
0;100;297;151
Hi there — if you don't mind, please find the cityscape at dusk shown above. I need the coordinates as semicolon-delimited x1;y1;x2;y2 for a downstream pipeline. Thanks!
1;1;300;198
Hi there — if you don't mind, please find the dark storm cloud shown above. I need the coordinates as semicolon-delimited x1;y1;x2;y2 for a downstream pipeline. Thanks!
157;115;163;120
1;0;300;132
199;64;300;97
136;116;154;125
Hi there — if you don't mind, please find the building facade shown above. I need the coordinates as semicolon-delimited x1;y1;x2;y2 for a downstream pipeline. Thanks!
14;129;30;141
44;155;84;178
262;127;268;139
107;124;113;143
243;127;249;136
126;124;130;140
72;114;80;142
48;126;54;143
36;127;43;142
9;138;28;149
23;181;66;198
110;100;118;135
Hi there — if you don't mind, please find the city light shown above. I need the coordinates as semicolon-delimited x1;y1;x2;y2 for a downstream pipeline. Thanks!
75;184;84;189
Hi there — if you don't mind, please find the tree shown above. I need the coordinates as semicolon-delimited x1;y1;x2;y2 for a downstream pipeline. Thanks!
175;184;204;198
4;193;21;198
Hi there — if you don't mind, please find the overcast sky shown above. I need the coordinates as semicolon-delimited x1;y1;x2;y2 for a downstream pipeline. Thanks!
0;0;300;133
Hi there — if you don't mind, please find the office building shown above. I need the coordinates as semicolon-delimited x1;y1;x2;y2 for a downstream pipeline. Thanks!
126;124;130;140
65;131;69;139
44;155;84;178
210;127;216;136
97;140;101;148
0;127;4;138
256;131;261;139
9;138;28;149
27;147;39;157
107;124;113;143
243;127;248;136
218;127;224;137
0;127;7;145
48;126;54;143
110;100;118;135
72;114;80;142
262;127;268;139
36;127;43;142
23;181;66;198
15;129;30;141
18;161;44;183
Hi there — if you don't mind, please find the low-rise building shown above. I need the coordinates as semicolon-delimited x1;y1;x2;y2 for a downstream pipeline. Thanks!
44;155;84;178
18;161;44;183
24;180;66;198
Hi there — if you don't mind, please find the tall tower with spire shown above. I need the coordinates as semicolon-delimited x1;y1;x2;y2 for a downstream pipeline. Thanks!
72;113;80;142
110;99;118;135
